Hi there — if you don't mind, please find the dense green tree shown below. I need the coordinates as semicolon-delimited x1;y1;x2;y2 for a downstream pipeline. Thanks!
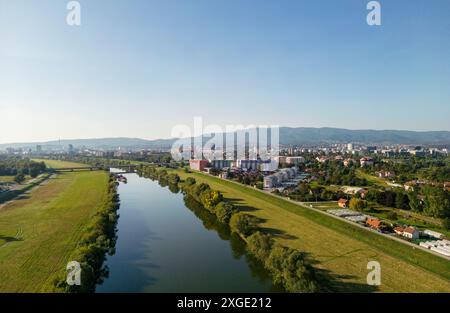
422;186;450;218
246;232;273;260
349;198;368;212
229;213;258;237
443;218;450;230
14;173;25;184
215;202;236;224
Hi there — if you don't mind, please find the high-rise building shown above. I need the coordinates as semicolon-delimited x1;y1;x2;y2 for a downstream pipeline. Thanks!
347;143;353;151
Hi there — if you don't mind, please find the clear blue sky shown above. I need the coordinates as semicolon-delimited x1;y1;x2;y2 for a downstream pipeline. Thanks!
1;0;449;143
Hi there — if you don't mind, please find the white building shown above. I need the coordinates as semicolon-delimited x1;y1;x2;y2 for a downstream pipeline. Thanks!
286;156;305;166
423;229;444;239
403;227;420;239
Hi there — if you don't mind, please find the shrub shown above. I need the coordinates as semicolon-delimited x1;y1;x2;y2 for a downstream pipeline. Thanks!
443;218;450;230
185;177;196;186
229;213;258;237
265;245;318;293
200;189;223;211
386;211;398;221
215;202;236;224
247;231;273;260
349;198;368;212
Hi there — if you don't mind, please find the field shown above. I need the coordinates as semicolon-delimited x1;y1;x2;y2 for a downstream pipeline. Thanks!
32;159;88;169
356;169;389;187
0;162;110;292
0;175;31;183
173;169;450;292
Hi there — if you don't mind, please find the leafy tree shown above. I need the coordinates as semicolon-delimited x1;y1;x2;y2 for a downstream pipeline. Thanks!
443;218;450;230
265;245;318;293
199;189;223;211
229;213;258;237
349;198;368;212
395;191;410;210
215;202;236;224
386;211;398;221
422;186;450;218
408;192;423;212
247;231;273;260
14;173;25;184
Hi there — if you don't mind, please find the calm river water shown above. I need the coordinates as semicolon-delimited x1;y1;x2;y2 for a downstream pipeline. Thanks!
96;171;278;292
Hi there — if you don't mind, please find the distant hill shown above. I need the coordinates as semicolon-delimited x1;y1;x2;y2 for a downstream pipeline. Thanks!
279;127;450;145
1;128;449;150
0;137;176;150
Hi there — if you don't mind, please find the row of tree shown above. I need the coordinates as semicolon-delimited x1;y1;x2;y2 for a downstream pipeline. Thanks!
364;187;450;218
0;157;46;178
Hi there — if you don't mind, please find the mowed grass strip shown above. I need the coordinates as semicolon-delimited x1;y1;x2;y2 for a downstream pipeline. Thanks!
0;170;110;292
173;170;450;293
32;159;89;169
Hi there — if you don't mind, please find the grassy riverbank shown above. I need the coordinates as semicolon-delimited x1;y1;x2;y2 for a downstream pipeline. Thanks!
169;168;450;293
0;164;112;292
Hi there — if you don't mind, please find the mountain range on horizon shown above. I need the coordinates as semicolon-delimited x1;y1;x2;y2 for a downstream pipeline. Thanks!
1;127;450;150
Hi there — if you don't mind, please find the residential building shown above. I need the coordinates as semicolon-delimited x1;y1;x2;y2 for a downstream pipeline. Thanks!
236;159;259;171
189;159;209;171
286;156;305;166
338;198;348;208
264;176;277;188
366;218;381;230
210;159;232;169
360;157;374;167
403;227;419;239
343;158;355;167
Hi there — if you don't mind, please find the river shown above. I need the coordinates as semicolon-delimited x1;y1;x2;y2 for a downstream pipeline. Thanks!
96;171;279;292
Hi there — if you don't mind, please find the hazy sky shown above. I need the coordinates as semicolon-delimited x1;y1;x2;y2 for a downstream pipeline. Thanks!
1;0;449;144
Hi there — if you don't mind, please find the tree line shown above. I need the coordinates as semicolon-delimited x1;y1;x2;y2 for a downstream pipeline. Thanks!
0;157;47;180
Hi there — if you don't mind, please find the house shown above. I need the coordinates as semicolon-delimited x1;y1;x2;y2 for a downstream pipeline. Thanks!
338;198;349;208
366;218;382;230
360;157;374;167
342;186;365;195
359;189;368;199
286;156;305;165
343;159;355;167
189;159;209;171
402;227;419;239
394;226;404;235
377;171;394;178
315;156;330;163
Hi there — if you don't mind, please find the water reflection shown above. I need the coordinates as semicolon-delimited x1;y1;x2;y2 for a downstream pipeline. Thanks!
97;172;280;292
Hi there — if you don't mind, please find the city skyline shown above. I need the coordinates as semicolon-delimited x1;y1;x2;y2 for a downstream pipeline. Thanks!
1;0;450;144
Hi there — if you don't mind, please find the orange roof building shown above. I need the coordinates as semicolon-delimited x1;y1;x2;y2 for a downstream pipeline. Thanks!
366;218;381;229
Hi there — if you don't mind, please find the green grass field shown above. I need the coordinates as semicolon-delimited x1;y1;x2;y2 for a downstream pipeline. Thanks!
32;159;89;169
0;164;110;292
0;175;32;183
356;169;390;187
173;169;450;293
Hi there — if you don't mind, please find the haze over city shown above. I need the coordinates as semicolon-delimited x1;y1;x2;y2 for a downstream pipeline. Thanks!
1;0;450;144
